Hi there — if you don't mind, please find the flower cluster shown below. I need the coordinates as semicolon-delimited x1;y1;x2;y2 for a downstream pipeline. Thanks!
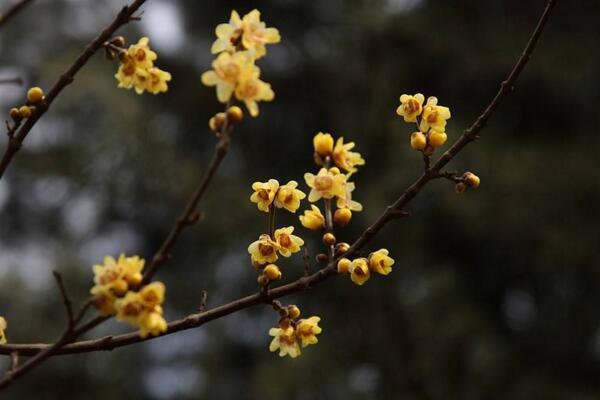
112;37;172;95
201;9;280;117
8;86;45;123
337;249;395;286
90;254;167;338
250;179;305;213
0;316;7;344
269;305;322;358
396;94;451;154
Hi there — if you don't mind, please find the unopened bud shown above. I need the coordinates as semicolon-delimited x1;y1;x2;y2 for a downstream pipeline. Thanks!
410;131;427;151
18;105;32;118
226;106;243;124
26;87;45;104
455;182;467;194
337;258;352;274
335;242;350;256
322;232;336;246
334;207;352;226
463;172;480;188
316;253;329;264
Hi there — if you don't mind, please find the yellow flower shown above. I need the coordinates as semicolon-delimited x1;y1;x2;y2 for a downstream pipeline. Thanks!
368;249;395;276
337;258;352;274
349;258;370;285
240;9;281;59
91;286;118;316
115;291;146;326
396;93;425;122
274;226;304;257
248;234;279;265
138;311;168;338
211;10;244;54
336;181;362;212
91;254;145;298
235;68;274;117
334;207;352;226
263;264;282;281
420;96;451;132
250;179;279;212
332;137;365;174
313;132;334;156
299;205;325;230
269;326;301;358
146;67;172;94
139;281;166;308
410;131;427;151
274;180;305;212
295;316;322;348
201;51;255;103
463;172;481;188
304;168;347;202
0;316;7;344
127;37;157;69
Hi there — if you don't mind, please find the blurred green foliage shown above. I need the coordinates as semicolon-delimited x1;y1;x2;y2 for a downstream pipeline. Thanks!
0;0;599;398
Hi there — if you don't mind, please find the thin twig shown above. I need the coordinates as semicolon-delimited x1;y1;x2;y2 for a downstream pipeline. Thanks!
0;0;34;28
0;77;23;85
0;0;558;372
52;271;74;328
0;0;147;179
199;290;208;312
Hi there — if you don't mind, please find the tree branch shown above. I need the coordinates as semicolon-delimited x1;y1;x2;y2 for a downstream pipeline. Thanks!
0;0;147;179
0;0;34;29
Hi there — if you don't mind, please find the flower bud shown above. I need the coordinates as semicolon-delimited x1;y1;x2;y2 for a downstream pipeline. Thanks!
112;280;129;296
313;132;334;156
463;172;480;188
27;87;44;104
428;130;447;148
410;132;427;151
9;108;20;120
209;112;226;132
287;305;301;319
455;182;467;194
334;207;352;226
18;106;32;118
337;258;351;274
263;264;282;281
315;253;329;264
127;272;143;286
111;36;126;47
322;232;336;246
257;274;269;286
226;106;244;124
335;242;350;256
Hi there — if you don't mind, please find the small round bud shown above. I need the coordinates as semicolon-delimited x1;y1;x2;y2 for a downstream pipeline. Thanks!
322;232;336;246
316;253;329;264
337;258;352;274
127;272;143;286
105;48;116;61
18;105;32;118
410;132;427;151
257;274;269;286
263;264;282;281
428;130;447;148
27;87;45;104
313;132;334;156
335;242;350;256
334;207;352;226
287;305;301;319
226;106;243;124
463;172;480;188
455;182;467;194
9;108;21;120
111;36;126;47
209;112;226;132
112;279;129;296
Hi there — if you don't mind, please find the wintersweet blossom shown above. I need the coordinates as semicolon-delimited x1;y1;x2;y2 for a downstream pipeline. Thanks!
250;179;279;212
201;51;255;103
240;9;281;59
313;132;334;156
295;316;322;348
91;254;145;298
0;316;7;344
274;181;305;212
368;249;395;275
114;37;170;95
299;205;325;230
304;168;347;202
349;258;370;285
336;181;363;212
235;67;275;117
211;10;244;54
114;286;168;338
419;96;451;132
273;226;304;257
396;93;425;122
269;326;301;358
248;234;279;265
332;137;365;174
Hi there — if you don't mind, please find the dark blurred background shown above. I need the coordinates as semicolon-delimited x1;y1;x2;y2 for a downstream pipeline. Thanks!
0;0;599;398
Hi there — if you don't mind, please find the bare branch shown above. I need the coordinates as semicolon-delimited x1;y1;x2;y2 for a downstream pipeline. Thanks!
0;0;34;29
52;271;74;328
0;77;23;86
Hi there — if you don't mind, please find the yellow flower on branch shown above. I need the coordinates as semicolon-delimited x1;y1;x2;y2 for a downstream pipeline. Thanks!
304;168;347;202
332;137;365;174
234;69;274;117
114;37;171;95
396;93;424;122
138;311;168;338
248;234;279;265
269;325;301;358
0;316;7;344
91;286;118;316
211;10;244;54
336;181;363;212
240;9;281;59
349;258;370;285
420;96;451;132
299;205;325;230
368;249;395;276
91;254;145;298
127;37;157;69
250;179;280;212
201;51;255;103
274;180;305;212
146;67;172;95
273;226;304;257
114;282;168;338
115;291;145;326
139;282;166;308
295;316;322;348
313;132;334;157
